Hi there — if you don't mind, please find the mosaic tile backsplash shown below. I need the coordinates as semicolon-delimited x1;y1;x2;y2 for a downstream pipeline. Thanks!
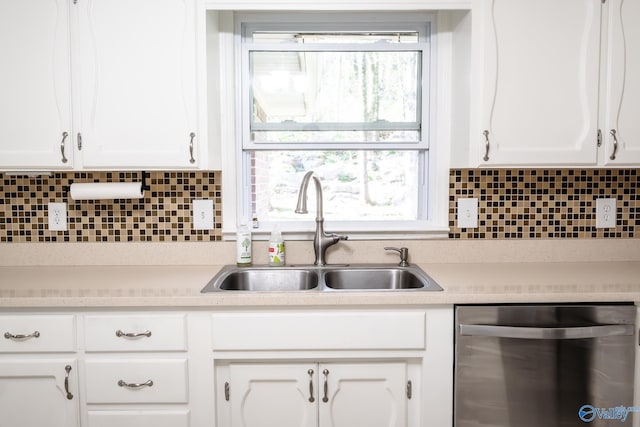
0;169;638;242
449;169;639;239
0;171;221;242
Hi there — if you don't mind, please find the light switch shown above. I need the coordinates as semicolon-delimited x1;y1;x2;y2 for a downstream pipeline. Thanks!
457;198;478;229
192;199;214;230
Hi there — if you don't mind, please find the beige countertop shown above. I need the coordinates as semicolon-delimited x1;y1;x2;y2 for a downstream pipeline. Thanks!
0;261;639;308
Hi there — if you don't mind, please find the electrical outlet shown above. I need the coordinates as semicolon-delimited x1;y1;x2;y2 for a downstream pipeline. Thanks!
48;202;67;231
457;198;478;229
596;198;617;229
192;199;214;230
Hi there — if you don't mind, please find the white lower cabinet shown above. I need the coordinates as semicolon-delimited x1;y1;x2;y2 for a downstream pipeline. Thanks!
635;304;640;427
0;359;80;427
212;308;454;427
87;410;190;427
222;362;408;427
84;359;189;404
0;307;454;427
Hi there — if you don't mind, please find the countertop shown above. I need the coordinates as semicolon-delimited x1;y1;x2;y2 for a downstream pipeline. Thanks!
1;261;639;308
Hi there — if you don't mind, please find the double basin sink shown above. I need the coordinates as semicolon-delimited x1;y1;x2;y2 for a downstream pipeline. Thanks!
201;264;443;293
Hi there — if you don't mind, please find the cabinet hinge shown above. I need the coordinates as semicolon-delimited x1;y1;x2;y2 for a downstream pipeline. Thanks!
597;129;602;147
406;380;412;399
224;381;230;401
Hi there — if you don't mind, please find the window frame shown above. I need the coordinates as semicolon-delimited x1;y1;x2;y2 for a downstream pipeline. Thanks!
221;11;451;240
242;20;430;150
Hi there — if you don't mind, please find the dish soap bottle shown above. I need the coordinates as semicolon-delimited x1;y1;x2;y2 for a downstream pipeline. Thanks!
236;223;252;266
268;225;285;266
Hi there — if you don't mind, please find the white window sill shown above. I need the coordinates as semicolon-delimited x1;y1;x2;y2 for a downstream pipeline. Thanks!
222;221;450;241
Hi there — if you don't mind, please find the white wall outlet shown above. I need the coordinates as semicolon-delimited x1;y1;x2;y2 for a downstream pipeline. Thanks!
457;198;478;229
596;198;617;229
48;202;67;231
192;199;214;230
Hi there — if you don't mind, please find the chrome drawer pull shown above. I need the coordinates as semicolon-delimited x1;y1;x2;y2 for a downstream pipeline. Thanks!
115;330;151;338
482;130;490;161
64;365;74;400
189;132;196;164
308;369;315;403
609;129;618;160
4;331;40;340
322;369;329;403
118;379;154;389
60;132;69;163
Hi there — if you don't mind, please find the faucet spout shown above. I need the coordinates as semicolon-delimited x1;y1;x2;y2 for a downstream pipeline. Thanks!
295;171;347;266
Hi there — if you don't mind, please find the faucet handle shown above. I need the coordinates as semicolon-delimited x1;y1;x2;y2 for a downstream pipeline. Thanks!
384;247;409;267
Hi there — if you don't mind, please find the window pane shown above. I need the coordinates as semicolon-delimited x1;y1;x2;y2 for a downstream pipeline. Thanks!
252;150;421;222
250;50;421;143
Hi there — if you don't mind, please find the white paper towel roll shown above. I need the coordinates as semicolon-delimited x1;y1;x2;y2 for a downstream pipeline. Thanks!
69;182;145;200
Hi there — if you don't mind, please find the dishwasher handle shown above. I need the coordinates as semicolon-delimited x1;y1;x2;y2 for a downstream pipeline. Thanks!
459;323;635;340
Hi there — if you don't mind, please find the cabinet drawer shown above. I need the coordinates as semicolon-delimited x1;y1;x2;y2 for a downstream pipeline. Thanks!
88;410;189;427
211;311;426;351
85;359;188;403
84;314;187;352
0;315;75;353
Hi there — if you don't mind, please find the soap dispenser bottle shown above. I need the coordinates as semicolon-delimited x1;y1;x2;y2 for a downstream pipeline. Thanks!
268;225;285;266
236;223;252;266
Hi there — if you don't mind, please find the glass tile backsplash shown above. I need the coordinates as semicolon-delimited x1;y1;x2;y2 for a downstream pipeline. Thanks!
0;169;638;242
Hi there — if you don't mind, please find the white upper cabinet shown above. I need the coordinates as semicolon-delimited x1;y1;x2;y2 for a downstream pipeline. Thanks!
0;0;74;170
478;0;601;166
76;0;201;169
603;0;640;165
0;0;204;171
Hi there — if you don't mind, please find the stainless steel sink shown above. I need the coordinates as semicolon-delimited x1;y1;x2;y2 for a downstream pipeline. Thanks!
201;267;319;292
323;267;441;291
201;264;443;293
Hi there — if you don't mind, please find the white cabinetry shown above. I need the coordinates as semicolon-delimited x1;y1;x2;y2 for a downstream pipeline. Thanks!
0;315;79;427
213;308;454;427
75;0;202;169
0;0;74;169
83;314;191;427
0;0;204;171
603;0;640;165
475;0;640;167
0;360;80;427
224;362;408;427
634;304;639;427
477;0;600;165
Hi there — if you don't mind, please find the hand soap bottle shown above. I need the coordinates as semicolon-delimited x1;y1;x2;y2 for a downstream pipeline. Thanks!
236;223;252;266
268;225;285;266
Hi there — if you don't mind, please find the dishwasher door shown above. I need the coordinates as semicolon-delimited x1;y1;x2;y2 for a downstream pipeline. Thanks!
454;304;636;427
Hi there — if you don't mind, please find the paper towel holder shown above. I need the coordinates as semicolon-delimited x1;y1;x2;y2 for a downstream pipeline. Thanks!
63;171;150;197
141;171;151;191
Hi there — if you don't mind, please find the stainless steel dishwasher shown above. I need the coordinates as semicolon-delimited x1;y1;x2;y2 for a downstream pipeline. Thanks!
454;304;636;427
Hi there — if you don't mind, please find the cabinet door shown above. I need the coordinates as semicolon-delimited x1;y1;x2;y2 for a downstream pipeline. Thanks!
603;0;640;165
319;362;407;427
227;364;317;427
0;360;79;427
0;0;74;170
635;305;640;427
76;0;200;169
479;0;601;165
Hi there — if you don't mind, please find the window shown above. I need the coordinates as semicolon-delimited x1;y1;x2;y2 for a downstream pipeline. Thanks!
233;12;449;238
